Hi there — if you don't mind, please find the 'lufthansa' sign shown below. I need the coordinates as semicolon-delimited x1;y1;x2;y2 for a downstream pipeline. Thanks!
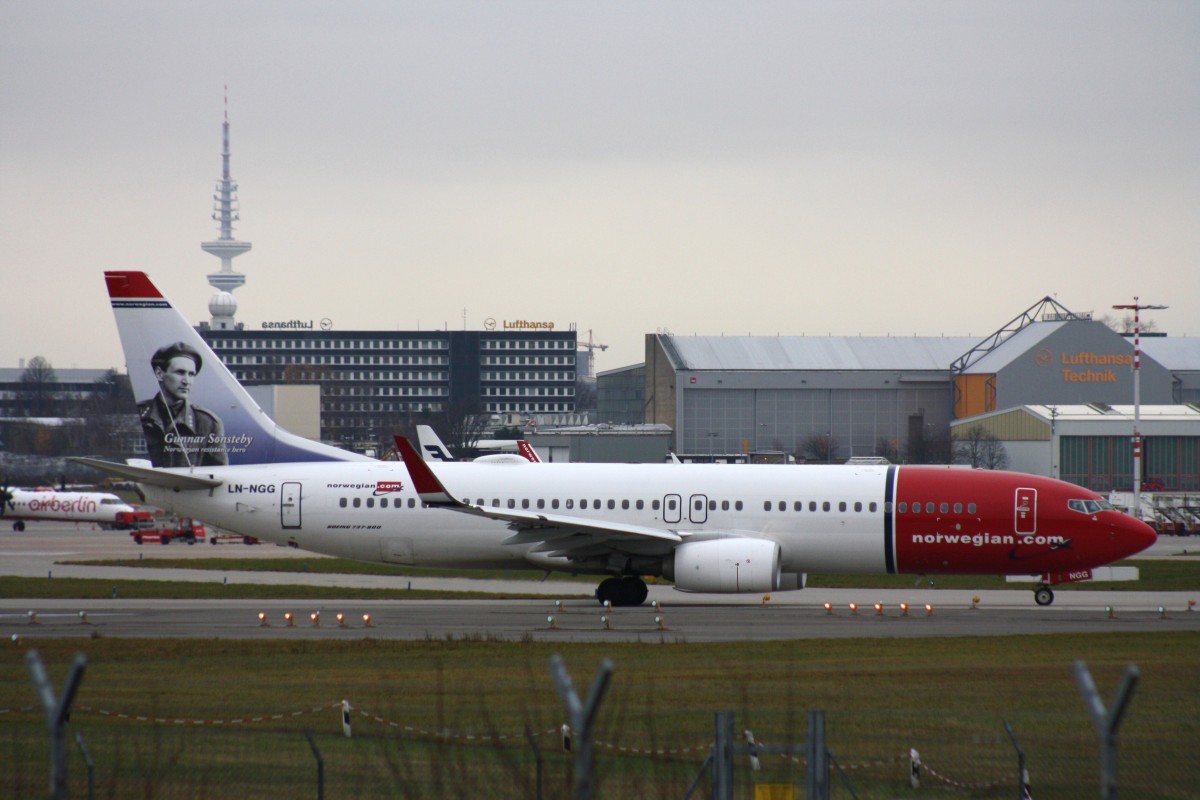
261;320;314;330
503;320;555;330
1041;351;1133;384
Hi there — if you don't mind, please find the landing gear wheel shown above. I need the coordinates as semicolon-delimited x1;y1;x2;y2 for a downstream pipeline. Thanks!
595;576;649;607
1034;585;1054;606
618;576;649;606
14;521;25;532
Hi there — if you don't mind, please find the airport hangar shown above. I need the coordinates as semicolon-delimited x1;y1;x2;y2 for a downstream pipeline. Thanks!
616;298;1200;493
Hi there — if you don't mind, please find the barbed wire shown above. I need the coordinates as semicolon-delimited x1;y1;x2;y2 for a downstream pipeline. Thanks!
70;701;341;726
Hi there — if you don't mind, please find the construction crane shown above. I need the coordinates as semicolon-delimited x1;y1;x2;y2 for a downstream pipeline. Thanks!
578;329;608;380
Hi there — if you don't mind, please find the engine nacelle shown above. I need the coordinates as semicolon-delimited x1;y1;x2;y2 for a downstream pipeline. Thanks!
666;538;781;593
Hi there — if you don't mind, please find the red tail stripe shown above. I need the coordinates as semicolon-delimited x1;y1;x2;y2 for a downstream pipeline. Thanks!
105;271;163;299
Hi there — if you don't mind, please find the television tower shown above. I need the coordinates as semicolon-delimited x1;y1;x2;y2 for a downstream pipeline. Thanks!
201;88;251;329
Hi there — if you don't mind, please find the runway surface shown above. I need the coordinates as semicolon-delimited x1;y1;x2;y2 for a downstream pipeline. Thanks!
3;524;1199;642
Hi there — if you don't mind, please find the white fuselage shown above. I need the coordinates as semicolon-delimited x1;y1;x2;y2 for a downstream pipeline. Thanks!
141;460;891;574
5;489;135;527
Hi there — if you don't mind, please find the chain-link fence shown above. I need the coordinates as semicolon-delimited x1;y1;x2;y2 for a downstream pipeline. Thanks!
4;699;1193;798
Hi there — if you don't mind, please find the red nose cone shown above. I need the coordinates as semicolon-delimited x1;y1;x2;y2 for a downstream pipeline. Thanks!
1118;515;1158;559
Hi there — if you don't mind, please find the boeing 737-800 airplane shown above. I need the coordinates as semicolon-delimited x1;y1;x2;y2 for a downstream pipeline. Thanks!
75;271;1156;606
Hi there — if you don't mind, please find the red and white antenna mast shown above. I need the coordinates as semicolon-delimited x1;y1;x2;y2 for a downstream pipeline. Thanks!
1112;297;1168;517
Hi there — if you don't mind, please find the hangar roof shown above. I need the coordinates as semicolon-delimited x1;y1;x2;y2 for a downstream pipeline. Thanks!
1018;404;1200;423
957;322;1065;374
1140;337;1200;372
662;335;979;372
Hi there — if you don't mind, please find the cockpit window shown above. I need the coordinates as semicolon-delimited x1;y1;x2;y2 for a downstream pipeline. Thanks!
1068;499;1106;514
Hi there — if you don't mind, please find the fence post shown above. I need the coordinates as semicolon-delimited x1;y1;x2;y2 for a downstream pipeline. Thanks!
25;649;87;800
1074;660;1139;800
1003;720;1032;800
74;731;95;800
550;655;613;800
712;711;735;800
806;710;828;800
525;725;544;800
304;730;325;800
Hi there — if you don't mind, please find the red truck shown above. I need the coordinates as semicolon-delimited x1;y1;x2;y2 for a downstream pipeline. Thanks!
114;509;155;530
128;516;206;545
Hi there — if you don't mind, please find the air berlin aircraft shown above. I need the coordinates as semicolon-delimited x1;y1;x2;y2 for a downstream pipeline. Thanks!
2;485;135;531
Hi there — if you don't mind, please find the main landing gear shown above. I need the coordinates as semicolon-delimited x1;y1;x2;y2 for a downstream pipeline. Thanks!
1034;585;1055;606
595;576;649;607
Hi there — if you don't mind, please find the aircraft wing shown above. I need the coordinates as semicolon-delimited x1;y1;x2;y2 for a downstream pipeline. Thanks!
394;436;681;558
70;457;223;491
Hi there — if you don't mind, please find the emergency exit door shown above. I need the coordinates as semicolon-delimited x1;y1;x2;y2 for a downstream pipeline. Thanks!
281;482;302;529
1014;487;1036;535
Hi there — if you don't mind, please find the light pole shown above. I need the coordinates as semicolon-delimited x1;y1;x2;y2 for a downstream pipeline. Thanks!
1112;298;1167;518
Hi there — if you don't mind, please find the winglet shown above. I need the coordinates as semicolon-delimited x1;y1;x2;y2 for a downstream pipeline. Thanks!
395;436;457;504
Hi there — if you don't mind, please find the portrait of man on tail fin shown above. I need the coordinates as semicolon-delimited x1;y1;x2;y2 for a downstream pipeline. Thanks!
136;341;228;467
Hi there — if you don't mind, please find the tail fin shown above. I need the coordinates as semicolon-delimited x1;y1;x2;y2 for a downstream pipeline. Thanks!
106;271;369;467
516;440;542;463
415;425;455;462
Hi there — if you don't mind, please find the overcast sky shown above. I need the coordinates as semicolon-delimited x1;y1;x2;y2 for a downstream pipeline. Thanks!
2;1;1197;375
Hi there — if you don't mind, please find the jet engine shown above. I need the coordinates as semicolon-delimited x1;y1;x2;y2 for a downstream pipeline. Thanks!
665;538;781;593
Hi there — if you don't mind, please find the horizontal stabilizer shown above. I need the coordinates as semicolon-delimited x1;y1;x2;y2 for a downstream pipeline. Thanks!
70;457;223;491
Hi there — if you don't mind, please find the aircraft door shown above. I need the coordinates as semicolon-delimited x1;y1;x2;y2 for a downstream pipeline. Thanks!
664;494;682;524
689;494;708;524
281;482;302;529
1014;487;1036;535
